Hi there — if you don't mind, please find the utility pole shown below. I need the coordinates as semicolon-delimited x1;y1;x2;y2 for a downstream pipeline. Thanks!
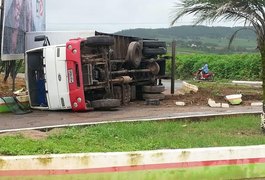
0;0;4;59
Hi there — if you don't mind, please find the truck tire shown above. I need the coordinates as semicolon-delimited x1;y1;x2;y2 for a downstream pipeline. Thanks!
142;93;165;100
85;36;114;47
143;47;167;56
126;42;142;68
91;99;120;109
142;85;165;93
143;41;166;48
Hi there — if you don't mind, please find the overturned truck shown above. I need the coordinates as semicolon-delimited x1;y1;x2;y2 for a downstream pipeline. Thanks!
25;33;168;111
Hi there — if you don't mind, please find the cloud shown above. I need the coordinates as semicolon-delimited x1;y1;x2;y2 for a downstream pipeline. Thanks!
46;0;239;32
46;0;178;32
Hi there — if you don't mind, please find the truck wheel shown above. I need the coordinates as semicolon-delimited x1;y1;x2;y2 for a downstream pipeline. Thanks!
126;41;142;68
142;85;165;93
142;93;165;100
143;41;166;48
91;99;120;109
85;36;114;47
143;47;167;56
147;62;160;75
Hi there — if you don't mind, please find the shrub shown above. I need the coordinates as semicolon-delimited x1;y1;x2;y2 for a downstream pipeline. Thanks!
167;53;262;80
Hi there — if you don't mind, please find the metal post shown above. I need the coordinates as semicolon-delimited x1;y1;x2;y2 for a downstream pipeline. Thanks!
9;61;15;92
0;0;4;58
171;40;176;94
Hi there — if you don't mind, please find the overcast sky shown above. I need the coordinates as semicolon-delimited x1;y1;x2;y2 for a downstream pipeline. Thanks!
46;0;240;33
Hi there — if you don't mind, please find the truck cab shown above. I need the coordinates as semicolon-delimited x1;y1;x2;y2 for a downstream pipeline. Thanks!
25;45;72;110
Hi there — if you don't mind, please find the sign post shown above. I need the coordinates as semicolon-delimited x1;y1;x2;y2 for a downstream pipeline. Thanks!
171;40;176;94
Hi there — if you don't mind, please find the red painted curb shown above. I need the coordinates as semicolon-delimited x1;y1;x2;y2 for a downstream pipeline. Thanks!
1;157;265;176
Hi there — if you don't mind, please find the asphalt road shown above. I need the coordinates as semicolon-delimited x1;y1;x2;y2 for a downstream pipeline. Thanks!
0;104;261;133
161;79;183;90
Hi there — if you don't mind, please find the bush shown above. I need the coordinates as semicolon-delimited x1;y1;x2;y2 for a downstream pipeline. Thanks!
167;53;262;80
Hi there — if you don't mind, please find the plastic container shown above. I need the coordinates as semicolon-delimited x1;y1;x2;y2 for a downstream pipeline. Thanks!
225;94;242;105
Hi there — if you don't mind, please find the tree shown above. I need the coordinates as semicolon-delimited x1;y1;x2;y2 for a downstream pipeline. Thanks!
171;0;265;130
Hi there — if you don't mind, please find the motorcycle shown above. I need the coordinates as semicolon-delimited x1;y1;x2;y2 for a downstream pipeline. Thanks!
193;69;214;81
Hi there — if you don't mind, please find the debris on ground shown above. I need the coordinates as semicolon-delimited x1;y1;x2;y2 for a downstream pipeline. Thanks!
182;81;199;93
251;102;263;106
208;99;230;108
13;88;27;96
13;88;29;105
221;103;230;108
225;94;242;105
175;101;186;106
208;98;221;108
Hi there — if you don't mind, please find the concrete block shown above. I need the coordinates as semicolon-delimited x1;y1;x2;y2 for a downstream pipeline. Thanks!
208;99;221;108
221;103;230;108
182;81;198;93
175;102;186;106
251;102;263;106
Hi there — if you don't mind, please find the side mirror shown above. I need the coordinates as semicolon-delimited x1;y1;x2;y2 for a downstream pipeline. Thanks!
34;35;50;46
34;35;46;42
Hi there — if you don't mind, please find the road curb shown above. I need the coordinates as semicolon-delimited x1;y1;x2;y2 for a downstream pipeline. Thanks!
1;145;265;179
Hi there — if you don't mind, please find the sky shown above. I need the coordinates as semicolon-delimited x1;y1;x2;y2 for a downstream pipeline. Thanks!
46;0;240;33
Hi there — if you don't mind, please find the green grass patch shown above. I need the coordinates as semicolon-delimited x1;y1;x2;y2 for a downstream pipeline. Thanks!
192;81;261;92
200;37;257;48
0;115;264;156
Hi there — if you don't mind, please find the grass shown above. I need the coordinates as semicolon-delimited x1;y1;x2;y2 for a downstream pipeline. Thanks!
193;81;259;89
200;37;257;48
0;115;264;156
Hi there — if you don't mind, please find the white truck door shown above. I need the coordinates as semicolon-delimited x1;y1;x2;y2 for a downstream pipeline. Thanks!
44;46;71;110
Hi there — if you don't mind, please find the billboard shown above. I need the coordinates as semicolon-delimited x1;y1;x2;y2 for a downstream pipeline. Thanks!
1;0;46;61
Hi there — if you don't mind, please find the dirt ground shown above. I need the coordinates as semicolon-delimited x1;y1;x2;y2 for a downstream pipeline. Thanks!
0;128;63;140
0;74;262;107
0;74;26;97
162;83;262;107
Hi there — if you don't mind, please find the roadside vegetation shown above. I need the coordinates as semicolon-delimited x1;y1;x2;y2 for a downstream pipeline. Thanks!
166;53;261;80
0;115;263;156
